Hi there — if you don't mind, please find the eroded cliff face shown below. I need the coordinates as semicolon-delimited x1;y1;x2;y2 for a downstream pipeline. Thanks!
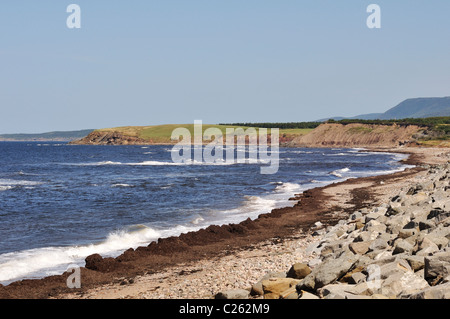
70;123;424;147
69;131;151;145
288;123;423;148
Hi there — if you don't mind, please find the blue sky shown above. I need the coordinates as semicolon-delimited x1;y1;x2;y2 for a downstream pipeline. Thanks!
1;1;450;133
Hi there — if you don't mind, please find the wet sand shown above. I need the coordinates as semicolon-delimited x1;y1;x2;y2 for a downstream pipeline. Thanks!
1;146;449;299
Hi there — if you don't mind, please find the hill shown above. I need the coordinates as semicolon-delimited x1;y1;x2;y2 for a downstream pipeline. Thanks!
69;124;312;145
0;129;95;141
321;97;450;121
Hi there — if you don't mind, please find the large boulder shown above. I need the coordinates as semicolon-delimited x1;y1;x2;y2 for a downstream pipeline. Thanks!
286;263;312;280
262;278;301;299
313;252;359;289
424;253;450;283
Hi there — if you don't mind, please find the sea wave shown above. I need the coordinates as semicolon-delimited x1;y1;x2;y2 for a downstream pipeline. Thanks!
70;158;270;167
0;224;165;285
0;179;42;191
329;167;350;178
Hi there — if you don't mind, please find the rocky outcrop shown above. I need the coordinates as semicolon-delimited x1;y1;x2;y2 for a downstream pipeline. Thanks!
69;131;151;145
288;123;422;148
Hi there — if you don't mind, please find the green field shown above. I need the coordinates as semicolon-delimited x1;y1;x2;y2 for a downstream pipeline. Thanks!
96;124;312;143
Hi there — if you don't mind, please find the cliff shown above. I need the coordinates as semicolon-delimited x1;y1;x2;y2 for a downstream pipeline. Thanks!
70;123;426;148
288;123;423;148
69;131;152;145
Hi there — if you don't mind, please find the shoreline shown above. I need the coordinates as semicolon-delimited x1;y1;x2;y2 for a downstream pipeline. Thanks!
0;146;448;299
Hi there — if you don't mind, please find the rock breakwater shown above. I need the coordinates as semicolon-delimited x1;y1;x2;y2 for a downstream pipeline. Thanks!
217;163;450;299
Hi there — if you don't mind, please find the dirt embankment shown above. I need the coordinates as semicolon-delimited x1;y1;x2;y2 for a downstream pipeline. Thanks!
288;123;423;148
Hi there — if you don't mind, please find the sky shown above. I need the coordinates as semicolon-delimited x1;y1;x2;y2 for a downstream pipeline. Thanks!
1;0;450;133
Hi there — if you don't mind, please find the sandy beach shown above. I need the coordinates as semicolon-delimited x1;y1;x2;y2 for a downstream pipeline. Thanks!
1;146;449;299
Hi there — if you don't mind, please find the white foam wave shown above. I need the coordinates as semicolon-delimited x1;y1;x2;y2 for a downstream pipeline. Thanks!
326;152;348;156
288;150;314;154
274;182;303;193
0;179;42;191
190;216;205;225
330;167;350;178
111;183;132;188
74;161;123;166
0;186;13;192
0;179;42;186
0;225;163;285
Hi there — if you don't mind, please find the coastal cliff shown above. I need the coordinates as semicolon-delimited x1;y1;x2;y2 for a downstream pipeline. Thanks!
288;123;423;148
70;123;425;148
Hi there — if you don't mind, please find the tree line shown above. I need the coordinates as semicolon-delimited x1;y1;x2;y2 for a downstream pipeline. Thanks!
221;117;450;131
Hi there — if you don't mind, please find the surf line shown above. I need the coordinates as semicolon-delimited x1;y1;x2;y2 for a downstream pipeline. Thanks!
170;120;279;174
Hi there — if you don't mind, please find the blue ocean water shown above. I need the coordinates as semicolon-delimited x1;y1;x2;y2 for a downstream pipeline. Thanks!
0;142;412;284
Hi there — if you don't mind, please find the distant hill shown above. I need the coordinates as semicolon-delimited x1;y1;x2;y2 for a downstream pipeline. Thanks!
320;97;450;121
69;124;312;145
0;129;95;141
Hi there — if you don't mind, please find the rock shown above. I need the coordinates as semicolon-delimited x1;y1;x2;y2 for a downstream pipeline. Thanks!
427;208;450;222
355;221;365;230
393;239;414;255
313;252;359;289
407;282;450;299
349;211;363;221
398;228;418;239
262;278;301;299
318;282;375;299
305;241;322;255
379;271;429;298
424;254;450;283
287;263;312;280
354;231;378;242
279;286;298;299
378;259;412;280
415;237;440;256
318;284;355;299
298;290;320;299
365;212;382;224
419;220;436;231
307;258;322;268
426;235;449;249
339;266;365;283
215;289;250;299
405;255;425;272
363;220;387;234
349;272;367;285
250;271;286;296
369;237;391;252
403;221;419;230
296;273;316;292
349;241;371;255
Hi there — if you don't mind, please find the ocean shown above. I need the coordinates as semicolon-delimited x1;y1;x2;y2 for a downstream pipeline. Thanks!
0;142;412;285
